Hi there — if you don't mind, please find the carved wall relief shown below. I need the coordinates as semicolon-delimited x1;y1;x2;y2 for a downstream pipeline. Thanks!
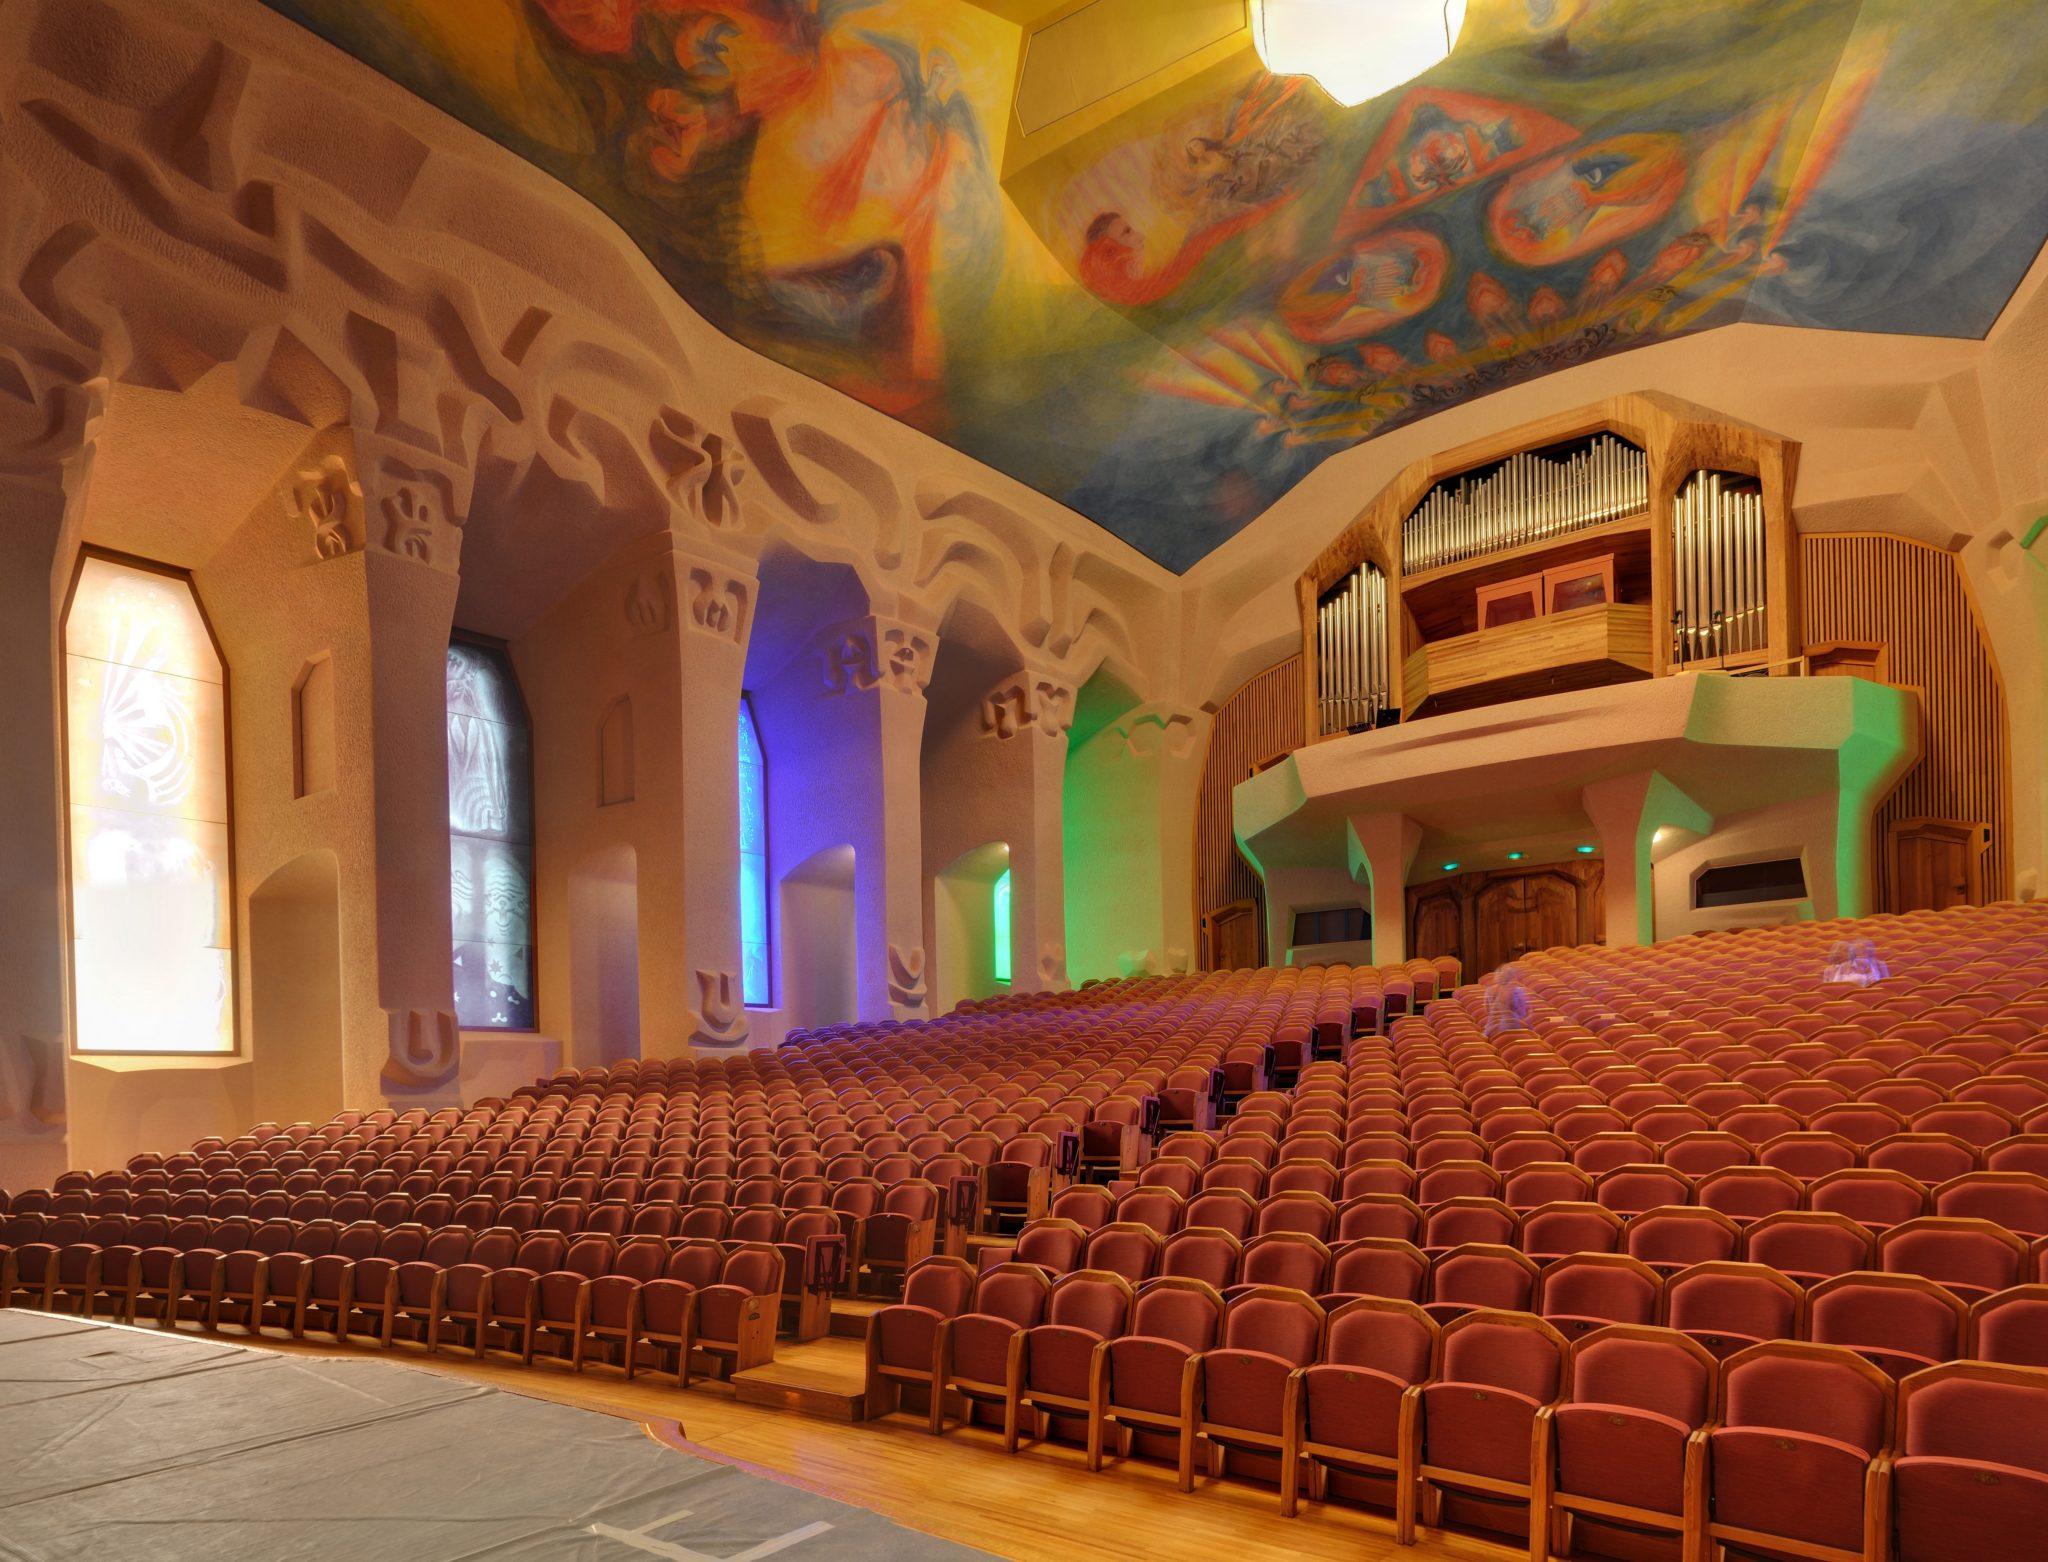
685;565;752;644
651;406;747;529
822;616;934;696
624;567;674;636
1038;943;1068;988
887;944;928;1010
980;675;1076;739
691;969;750;1047
0;1033;65;1135
289;453;365;559
380;1008;460;1090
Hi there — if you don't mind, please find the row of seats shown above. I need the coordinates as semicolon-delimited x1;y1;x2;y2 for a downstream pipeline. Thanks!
1101;1156;2048;1230
1005;1190;2048;1288
3;1220;819;1379
974;1215;2048;1368
865;1258;2048;1558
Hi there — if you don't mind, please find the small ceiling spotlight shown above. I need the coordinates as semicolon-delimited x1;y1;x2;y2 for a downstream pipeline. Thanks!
1251;0;1468;108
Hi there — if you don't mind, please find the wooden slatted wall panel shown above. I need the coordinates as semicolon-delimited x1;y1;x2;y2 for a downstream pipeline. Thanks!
1800;533;2011;907
1194;655;1304;967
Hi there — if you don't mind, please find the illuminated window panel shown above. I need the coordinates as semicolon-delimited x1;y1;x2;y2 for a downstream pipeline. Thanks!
447;639;534;1030
64;555;235;1054
738;695;770;1006
993;869;1012;985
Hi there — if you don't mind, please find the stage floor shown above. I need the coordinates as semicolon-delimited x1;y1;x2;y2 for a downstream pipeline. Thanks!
0;1309;986;1561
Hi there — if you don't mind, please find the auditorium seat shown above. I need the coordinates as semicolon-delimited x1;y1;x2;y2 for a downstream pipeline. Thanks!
1892;1360;2048;1562
1004;1268;1134;1453
1537;1253;1661;1341
1189;1286;1324;1513
1879;1216;2029;1304
1416;1311;1569;1542
1540;1325;1716;1559
864;1256;976;1421
1747;1210;1876;1286
934;1263;1051;1436
1809;1272;1970;1379
1703;1341;1894;1562
1297;1296;1436;1535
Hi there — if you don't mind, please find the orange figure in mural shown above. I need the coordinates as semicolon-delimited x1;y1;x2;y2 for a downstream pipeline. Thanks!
1079;199;1282;309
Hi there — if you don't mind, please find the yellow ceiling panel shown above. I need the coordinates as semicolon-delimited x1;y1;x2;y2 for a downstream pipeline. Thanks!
1016;0;1247;136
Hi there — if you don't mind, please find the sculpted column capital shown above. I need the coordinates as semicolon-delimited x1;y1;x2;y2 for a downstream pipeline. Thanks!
288;428;473;573
980;667;1077;740
820;612;937;698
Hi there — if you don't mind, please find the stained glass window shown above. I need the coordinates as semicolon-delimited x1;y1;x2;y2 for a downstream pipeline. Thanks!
65;555;235;1053
739;695;770;1006
993;868;1012;985
447;639;534;1029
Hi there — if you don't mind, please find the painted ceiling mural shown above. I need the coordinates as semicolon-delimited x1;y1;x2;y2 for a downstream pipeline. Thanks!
260;0;2048;570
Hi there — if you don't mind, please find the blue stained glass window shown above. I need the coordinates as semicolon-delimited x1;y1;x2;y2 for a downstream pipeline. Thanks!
992;869;1012;985
446;639;534;1030
739;695;770;1006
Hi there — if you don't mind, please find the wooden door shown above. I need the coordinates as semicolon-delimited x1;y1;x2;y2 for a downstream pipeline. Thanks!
1202;900;1263;971
1521;871;1583;952
1887;818;1985;913
1409;886;1463;968
1475;870;1583;973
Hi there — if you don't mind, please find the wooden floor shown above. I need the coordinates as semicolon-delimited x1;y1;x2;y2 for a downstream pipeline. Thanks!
223;1323;1524;1562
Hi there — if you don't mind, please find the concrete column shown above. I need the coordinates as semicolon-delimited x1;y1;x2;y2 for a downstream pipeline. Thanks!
979;668;1075;992
1582;770;1713;946
670;546;759;1053
0;465;80;1188
1346;812;1424;965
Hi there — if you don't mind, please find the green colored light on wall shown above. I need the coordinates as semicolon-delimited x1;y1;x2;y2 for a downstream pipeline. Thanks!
1576;844;1596;855
1441;861;1460;872
993;869;1012;984
1507;851;1525;861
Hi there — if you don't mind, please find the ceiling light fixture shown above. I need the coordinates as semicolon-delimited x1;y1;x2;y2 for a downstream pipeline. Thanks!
1250;0;1468;109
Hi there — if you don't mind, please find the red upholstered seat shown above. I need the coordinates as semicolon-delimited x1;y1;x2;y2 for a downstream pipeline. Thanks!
1005;1269;1135;1451
1546;1326;1715;1537
934;1263;1052;1435
1893;1362;2048;1562
1298;1297;1437;1533
1706;1342;1895;1562
1192;1286;1325;1513
1417;1310;1569;1529
1537;1252;1662;1341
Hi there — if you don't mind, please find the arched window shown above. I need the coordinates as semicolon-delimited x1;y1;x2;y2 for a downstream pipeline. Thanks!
447;639;534;1029
738;694;770;1006
64;553;235;1053
992;868;1012;985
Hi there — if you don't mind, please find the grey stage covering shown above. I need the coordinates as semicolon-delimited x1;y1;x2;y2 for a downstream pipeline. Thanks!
0;1310;987;1562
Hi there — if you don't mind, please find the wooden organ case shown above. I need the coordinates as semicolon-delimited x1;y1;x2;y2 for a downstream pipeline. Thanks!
1294;393;1803;975
1299;392;1802;737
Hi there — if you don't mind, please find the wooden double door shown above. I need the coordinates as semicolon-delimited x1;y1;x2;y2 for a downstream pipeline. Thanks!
1409;862;1605;980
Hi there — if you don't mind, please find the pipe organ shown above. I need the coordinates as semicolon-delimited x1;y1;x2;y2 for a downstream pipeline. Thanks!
1315;562;1390;736
1298;394;1800;741
1400;434;1650;574
1671;470;1768;665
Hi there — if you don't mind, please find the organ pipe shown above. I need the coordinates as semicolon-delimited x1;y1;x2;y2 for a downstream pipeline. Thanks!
1672;469;1767;664
1400;433;1650;574
1316;561;1388;736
